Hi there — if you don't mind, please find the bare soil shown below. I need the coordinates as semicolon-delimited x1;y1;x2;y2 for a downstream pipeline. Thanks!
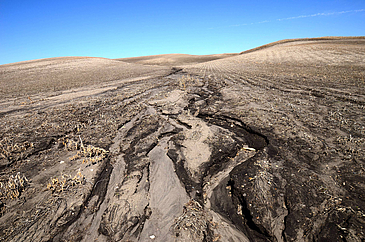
0;37;364;242
117;53;238;67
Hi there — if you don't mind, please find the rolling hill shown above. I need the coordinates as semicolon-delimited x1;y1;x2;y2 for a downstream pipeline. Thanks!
0;37;364;242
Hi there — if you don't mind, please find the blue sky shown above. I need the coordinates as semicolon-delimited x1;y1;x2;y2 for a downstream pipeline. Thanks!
1;0;364;65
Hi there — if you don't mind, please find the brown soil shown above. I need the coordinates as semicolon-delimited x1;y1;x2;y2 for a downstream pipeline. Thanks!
0;37;364;242
117;53;238;66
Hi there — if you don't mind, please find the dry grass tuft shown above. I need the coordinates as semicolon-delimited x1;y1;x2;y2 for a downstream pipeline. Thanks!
63;137;108;164
0;138;33;160
0;172;29;200
47;171;85;193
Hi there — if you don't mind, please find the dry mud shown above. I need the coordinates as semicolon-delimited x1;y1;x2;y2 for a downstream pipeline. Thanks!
0;38;365;241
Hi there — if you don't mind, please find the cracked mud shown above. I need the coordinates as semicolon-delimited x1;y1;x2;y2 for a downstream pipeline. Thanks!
0;38;365;241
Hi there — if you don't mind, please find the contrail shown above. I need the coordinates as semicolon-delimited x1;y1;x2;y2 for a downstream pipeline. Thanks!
277;9;364;21
209;9;364;29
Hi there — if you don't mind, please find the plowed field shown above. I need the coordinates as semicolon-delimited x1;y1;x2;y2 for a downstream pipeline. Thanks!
0;37;364;241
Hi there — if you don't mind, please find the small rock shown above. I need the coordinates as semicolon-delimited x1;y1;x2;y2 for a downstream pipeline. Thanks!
150;235;155;239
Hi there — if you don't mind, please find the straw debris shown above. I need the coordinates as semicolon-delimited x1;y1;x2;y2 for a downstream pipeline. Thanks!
63;137;108;164
0;172;29;200
47;171;85;193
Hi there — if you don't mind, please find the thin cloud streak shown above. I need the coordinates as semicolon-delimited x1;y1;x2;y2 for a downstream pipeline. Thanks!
277;9;365;21
209;9;364;29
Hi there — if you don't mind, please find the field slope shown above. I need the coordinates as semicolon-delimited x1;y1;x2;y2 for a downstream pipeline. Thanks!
0;37;364;242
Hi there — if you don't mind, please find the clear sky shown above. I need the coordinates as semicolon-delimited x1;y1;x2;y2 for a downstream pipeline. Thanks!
1;0;364;65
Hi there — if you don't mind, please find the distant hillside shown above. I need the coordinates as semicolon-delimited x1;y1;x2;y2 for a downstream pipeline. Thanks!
240;36;365;55
116;53;238;66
